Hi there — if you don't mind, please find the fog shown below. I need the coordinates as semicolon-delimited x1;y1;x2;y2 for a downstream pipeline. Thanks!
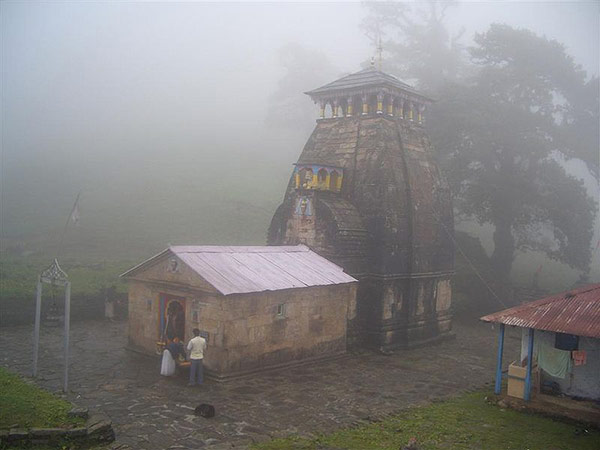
2;1;599;285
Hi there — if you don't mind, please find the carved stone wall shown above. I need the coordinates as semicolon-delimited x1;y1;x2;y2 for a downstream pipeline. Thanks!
269;116;454;350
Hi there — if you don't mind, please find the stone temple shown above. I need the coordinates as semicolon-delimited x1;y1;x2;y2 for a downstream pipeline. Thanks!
268;66;454;350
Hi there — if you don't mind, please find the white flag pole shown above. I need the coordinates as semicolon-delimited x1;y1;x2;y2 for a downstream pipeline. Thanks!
58;191;81;259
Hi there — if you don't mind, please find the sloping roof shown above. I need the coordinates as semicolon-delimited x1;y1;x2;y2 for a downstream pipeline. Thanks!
480;284;600;338
121;245;357;296
305;67;431;101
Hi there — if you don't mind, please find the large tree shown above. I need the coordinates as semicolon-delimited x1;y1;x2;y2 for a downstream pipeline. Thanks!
363;3;598;282
266;43;337;135
361;0;467;93
430;25;598;282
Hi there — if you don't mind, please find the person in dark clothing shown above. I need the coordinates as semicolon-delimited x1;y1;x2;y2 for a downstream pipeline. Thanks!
166;337;185;361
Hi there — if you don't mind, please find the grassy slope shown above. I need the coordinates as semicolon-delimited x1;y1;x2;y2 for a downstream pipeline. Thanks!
2;130;596;304
0;367;83;429
253;391;600;450
1;146;293;303
0;255;134;302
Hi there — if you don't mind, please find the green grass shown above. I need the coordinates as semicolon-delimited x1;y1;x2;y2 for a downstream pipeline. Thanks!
0;367;83;429
252;391;600;450
0;255;132;302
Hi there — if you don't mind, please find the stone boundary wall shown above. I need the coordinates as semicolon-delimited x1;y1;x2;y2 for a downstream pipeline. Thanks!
0;408;115;447
0;293;128;327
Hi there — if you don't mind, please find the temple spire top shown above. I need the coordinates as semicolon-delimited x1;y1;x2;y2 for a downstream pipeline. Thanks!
305;66;432;123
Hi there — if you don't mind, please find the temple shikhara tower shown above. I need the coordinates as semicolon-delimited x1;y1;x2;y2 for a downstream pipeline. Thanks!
268;66;454;350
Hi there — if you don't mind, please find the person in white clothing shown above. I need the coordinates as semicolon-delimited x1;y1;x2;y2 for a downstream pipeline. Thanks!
187;328;207;386
160;349;175;376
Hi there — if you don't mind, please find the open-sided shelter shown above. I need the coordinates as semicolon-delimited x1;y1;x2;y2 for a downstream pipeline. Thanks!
481;284;600;401
121;245;357;379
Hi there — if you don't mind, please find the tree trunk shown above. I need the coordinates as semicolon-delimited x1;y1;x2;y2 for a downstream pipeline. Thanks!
490;217;515;284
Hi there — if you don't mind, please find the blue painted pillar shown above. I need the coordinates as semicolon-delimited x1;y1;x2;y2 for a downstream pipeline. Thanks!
494;323;505;395
524;328;535;401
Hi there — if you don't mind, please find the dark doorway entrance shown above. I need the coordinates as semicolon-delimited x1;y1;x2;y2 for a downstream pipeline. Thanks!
159;295;186;343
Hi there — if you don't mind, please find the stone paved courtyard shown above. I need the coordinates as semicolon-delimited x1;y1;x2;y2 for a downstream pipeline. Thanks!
1;319;520;449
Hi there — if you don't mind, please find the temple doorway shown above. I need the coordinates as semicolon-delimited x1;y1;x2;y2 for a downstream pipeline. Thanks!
159;295;186;343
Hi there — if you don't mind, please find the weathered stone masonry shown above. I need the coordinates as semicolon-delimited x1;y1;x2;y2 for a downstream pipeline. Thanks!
269;67;454;350
124;246;357;379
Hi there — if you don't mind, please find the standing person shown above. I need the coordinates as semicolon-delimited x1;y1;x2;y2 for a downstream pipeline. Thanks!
160;347;176;377
187;328;206;386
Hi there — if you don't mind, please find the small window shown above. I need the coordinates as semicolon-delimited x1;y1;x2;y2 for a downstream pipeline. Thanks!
317;168;328;186
299;168;314;188
330;170;340;191
276;303;286;317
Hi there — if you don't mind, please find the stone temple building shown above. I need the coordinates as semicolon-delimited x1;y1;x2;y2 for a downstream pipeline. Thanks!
268;66;454;350
122;245;357;379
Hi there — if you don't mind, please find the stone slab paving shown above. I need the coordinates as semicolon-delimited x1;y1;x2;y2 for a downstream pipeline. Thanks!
1;319;520;449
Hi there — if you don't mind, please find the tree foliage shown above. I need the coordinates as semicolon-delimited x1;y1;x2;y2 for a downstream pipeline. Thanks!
361;0;467;92
430;25;597;280
362;2;598;281
266;43;337;134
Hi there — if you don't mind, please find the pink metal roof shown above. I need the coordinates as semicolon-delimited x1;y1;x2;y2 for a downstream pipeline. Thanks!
480;284;600;338
122;245;357;296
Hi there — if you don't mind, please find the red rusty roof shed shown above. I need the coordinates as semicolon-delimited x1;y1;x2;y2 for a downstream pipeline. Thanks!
480;283;600;339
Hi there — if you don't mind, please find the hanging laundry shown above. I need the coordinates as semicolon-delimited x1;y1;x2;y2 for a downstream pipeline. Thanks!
555;332;579;351
537;342;571;379
572;350;587;366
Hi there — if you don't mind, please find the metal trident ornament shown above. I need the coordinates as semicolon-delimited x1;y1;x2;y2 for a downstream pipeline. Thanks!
40;259;69;286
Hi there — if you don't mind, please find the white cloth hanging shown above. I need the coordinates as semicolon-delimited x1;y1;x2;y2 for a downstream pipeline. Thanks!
160;349;176;376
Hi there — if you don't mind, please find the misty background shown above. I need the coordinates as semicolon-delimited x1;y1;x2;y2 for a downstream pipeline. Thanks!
2;1;599;294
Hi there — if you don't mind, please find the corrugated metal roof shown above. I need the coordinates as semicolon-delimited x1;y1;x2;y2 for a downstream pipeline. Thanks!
480;284;600;338
122;245;357;296
305;67;432;101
